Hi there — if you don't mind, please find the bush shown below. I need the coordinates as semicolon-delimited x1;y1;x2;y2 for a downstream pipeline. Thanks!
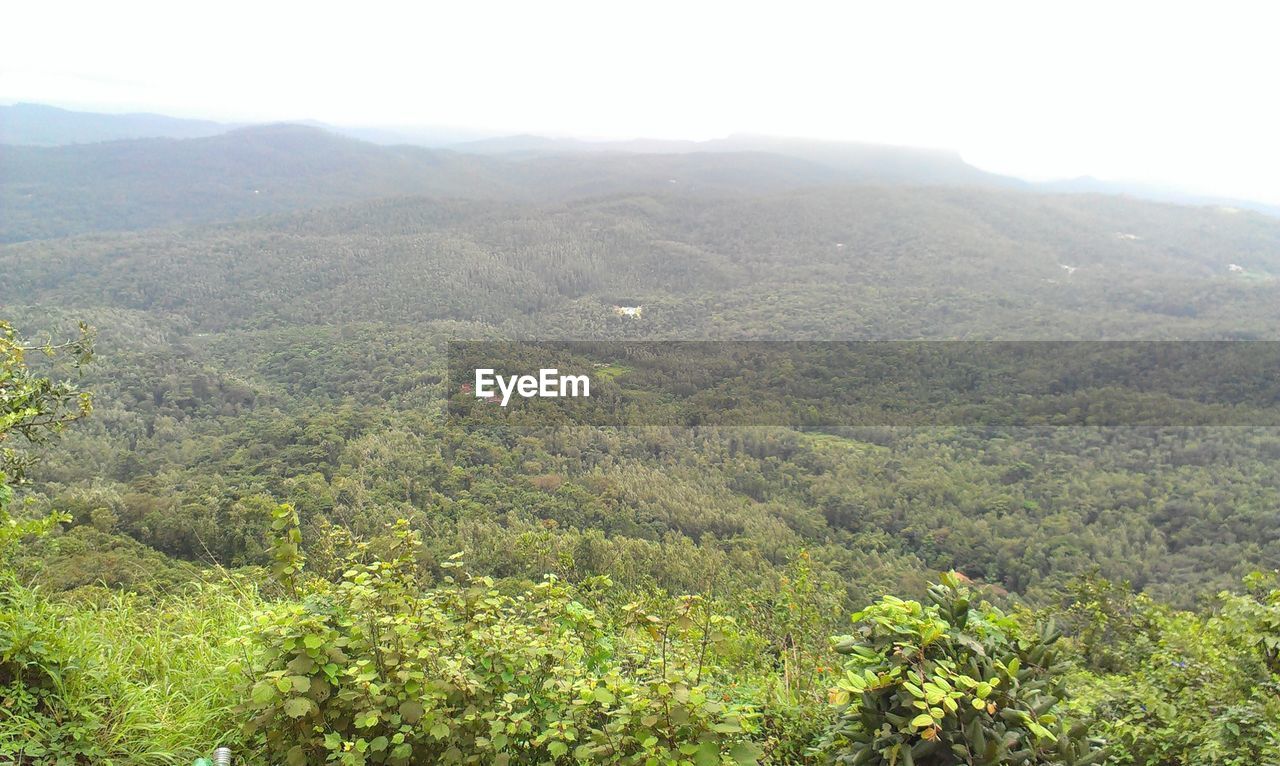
821;573;1102;765
238;520;766;765
1066;573;1280;766
0;576;105;764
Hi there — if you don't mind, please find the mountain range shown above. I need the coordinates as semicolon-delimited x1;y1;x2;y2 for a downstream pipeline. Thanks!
6;102;1276;221
0;119;1015;243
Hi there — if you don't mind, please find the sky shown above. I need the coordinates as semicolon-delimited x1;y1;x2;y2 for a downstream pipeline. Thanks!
4;0;1279;205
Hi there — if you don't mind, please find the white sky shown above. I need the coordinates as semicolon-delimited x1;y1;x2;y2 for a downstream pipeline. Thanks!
4;0;1279;204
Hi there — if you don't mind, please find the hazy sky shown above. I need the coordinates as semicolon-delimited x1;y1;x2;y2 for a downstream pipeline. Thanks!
4;1;1279;204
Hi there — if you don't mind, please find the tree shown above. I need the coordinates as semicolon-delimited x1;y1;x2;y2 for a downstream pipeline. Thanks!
0;320;94;556
0;320;101;763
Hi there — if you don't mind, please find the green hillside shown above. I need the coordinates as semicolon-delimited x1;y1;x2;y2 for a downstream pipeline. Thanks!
2;128;1280;764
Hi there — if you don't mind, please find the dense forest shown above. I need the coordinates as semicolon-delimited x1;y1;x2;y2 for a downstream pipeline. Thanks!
2;123;1279;764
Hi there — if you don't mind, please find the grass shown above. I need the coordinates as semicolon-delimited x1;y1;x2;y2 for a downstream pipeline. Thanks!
22;579;257;764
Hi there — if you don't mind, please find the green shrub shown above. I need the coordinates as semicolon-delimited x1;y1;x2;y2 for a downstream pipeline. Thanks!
1066;573;1280;766
821;573;1102;765
238;520;765;765
0;576;106;764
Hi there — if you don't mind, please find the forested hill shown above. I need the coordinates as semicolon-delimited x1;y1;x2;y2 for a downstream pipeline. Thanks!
1;123;1026;243
3;159;1280;609
3;185;1279;338
0;125;502;242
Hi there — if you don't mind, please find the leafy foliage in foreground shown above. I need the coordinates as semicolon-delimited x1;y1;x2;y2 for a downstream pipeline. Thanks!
823;574;1101;765
0;577;106;763
0;319;93;550
240;519;764;765
0;579;248;764
1063;573;1280;765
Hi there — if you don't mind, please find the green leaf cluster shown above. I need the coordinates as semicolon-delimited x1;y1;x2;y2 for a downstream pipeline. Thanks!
240;521;765;765
820;573;1102;765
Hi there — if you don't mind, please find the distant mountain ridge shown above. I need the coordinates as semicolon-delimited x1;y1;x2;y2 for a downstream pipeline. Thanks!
448;132;1017;188
3;104;1006;187
5;103;1276;216
3;104;1277;245
0;102;234;145
0;124;508;241
1041;175;1280;217
0;122;1024;243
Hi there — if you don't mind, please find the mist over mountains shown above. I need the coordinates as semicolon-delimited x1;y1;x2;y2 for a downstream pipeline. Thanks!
0;102;233;145
0;114;1011;243
6;102;1275;222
